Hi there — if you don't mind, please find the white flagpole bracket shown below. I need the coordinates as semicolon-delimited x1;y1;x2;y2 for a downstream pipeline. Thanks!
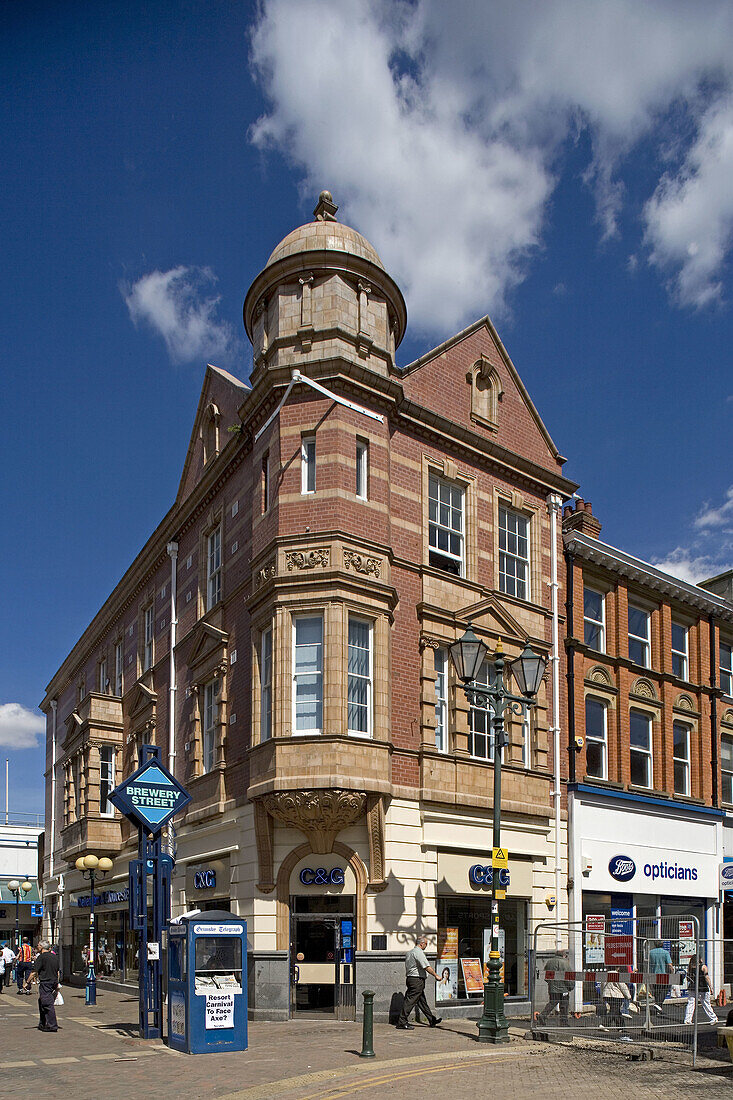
254;369;382;443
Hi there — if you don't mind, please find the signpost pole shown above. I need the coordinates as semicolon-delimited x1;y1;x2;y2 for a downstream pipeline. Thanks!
109;742;190;1041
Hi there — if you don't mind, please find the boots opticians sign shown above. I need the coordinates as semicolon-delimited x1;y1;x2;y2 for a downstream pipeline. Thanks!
609;854;699;884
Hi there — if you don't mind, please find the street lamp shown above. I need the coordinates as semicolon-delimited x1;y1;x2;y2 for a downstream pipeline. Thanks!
449;627;547;1044
74;854;113;1005
7;879;33;953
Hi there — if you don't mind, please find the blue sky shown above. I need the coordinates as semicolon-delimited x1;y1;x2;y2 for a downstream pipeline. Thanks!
2;0;732;815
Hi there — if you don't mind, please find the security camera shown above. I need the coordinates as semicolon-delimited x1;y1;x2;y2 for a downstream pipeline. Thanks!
574;736;584;750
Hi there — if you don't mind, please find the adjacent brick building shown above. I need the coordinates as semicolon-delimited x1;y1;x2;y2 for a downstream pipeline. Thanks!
563;499;733;990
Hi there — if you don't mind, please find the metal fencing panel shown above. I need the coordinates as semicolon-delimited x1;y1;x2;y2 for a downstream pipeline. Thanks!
530;917;722;1066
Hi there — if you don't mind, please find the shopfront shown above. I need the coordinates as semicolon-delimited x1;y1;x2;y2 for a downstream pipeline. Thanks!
71;886;137;982
569;786;724;987
185;856;231;914
435;852;533;1003
288;853;357;1019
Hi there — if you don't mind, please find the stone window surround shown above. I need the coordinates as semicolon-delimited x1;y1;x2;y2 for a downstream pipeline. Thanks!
421;454;477;582
198;507;224;618
419;633;539;769
251;599;390;744
494;490;538;604
188;667;228;779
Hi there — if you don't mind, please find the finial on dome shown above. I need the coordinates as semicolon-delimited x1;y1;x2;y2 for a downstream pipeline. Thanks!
313;190;338;222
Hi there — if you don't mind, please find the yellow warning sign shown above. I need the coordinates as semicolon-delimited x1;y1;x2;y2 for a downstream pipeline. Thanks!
495;889;507;900
492;847;509;868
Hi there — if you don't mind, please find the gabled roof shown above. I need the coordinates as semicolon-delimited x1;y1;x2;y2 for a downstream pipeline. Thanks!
399;315;566;466
175;363;250;506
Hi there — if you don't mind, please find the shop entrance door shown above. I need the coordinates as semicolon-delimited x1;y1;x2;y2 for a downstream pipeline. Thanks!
291;916;339;1014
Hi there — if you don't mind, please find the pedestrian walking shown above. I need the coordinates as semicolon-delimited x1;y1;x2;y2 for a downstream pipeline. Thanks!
1;943;16;990
647;939;672;1015
535;950;573;1026
27;940;60;1032
396;936;442;1030
16;938;33;994
683;954;718;1026
600;975;634;1035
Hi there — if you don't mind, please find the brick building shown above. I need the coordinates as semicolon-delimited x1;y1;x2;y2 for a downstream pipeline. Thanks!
563;499;733;990
40;192;577;1019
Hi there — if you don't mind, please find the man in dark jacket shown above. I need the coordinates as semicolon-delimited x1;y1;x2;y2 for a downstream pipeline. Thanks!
27;940;60;1032
535;950;573;1025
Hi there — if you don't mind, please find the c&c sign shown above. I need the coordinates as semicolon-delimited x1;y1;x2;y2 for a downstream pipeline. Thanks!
193;869;217;890
299;867;345;886
469;865;510;888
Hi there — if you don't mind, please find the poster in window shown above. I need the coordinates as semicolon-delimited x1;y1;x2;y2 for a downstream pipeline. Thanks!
482;927;505;982
435;959;458;1001
460;957;485;995
585;915;604;965
437;927;458;959
678;920;696;968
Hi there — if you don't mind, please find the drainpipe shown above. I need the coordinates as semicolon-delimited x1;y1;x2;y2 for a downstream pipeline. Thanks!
167;542;179;779
710;615;718;807
166;541;179;861
565;551;576;785
547;494;563;945
49;700;58;880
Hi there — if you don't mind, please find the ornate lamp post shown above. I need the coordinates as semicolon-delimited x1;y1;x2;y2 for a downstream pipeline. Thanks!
7;878;33;953
449;626;547;1044
75;854;113;1005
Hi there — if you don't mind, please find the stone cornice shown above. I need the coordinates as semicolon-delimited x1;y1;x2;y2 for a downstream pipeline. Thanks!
565;531;733;621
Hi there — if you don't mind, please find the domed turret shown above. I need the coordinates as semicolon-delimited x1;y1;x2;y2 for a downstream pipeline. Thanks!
244;192;406;379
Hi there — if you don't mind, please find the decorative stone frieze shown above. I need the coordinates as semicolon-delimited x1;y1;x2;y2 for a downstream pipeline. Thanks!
260;787;367;854
285;548;330;571
343;549;381;578
256;561;276;587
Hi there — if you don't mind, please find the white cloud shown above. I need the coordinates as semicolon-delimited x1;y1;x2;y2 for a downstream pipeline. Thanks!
644;94;733;307
651;485;733;583
694;485;733;530
249;0;733;335
0;704;44;749
122;266;236;365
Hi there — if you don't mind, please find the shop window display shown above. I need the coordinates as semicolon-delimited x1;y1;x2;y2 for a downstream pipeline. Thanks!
438;897;527;998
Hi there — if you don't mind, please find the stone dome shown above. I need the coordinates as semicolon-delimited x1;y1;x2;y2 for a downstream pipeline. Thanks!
243;191;407;362
266;219;384;270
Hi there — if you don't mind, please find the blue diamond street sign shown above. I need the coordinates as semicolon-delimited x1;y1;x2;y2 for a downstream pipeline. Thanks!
108;758;191;835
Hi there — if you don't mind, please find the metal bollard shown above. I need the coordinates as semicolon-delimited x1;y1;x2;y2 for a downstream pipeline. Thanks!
359;989;376;1058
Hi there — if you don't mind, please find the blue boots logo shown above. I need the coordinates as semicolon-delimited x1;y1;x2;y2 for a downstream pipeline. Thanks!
608;855;636;882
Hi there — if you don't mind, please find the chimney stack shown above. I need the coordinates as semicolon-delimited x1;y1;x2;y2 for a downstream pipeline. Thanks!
562;497;602;539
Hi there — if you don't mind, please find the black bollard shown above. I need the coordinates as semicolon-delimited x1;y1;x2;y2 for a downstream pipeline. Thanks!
359;989;376;1058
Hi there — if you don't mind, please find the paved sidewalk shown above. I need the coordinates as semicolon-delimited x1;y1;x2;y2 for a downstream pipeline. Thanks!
1;987;731;1098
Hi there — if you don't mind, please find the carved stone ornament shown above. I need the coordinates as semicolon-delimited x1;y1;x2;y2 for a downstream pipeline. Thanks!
419;635;442;651
588;666;613;686
261;788;367;854
343;549;381;578
256;562;277;587
631;677;658;700
721;708;733;728
674;693;695;712
285;549;330;571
